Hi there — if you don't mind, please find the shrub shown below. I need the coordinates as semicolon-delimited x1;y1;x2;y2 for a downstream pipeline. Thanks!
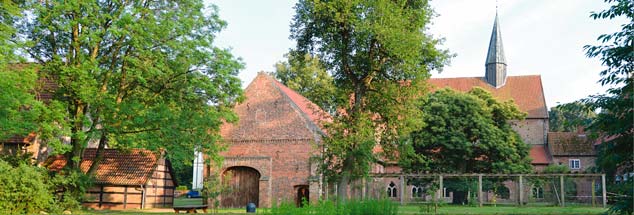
0;160;53;214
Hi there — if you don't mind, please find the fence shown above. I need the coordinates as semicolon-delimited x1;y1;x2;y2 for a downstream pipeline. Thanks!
346;173;607;207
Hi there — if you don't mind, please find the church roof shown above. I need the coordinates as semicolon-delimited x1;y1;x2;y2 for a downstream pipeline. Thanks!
428;75;548;119
486;13;506;65
220;72;330;141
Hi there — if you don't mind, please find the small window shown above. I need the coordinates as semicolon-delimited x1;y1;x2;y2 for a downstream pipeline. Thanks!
569;159;581;170
411;186;424;198
443;187;450;198
532;186;544;199
387;182;397;198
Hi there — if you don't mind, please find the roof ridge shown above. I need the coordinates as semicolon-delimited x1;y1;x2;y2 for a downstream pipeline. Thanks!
262;73;329;136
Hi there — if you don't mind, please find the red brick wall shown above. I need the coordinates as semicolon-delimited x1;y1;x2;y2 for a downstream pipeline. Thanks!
213;73;322;207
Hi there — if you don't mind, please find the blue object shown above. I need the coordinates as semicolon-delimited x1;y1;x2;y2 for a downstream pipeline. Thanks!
186;190;201;198
246;203;256;213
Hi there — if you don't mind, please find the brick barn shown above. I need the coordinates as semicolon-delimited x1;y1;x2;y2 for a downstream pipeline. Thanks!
212;72;328;208
47;149;176;210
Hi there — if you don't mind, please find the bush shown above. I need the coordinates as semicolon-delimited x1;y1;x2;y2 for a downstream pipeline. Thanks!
266;198;398;215
0;160;53;214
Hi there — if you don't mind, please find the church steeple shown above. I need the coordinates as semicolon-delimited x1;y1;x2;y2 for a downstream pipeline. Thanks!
485;12;507;88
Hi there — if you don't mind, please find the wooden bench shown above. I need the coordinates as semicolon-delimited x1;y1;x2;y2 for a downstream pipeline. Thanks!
173;205;208;213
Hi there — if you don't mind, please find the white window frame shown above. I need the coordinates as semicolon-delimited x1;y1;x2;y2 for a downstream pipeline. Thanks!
569;159;581;170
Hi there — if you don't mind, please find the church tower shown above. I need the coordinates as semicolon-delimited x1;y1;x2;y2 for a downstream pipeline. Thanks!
485;12;507;87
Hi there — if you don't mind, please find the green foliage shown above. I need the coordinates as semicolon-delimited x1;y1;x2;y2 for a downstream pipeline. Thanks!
173;163;193;190
582;1;632;214
0;160;53;214
548;101;596;132
0;0;21;65
402;88;531;174
273;52;341;114
47;169;93;212
2;1;244;174
291;0;451;198
201;172;232;212
177;185;188;191
266;199;398;215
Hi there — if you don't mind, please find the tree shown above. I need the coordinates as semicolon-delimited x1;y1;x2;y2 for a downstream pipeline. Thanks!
401;88;531;204
402;88;531;174
3;1;243;176
290;0;451;200
273;52;340;114
0;0;21;65
582;0;633;214
548;101;596;132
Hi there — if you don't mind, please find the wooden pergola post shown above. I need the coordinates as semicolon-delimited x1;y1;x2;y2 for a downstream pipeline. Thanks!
518;175;523;206
560;175;565;207
602;174;607;208
438;175;444;201
478;174;483;207
399;175;405;205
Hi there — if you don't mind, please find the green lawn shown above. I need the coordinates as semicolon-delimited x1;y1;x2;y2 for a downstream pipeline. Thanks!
399;205;607;215
81;200;608;215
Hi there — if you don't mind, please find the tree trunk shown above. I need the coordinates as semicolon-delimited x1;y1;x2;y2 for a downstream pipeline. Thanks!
86;133;107;176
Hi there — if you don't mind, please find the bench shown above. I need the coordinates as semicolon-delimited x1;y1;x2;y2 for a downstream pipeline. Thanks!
173;205;208;213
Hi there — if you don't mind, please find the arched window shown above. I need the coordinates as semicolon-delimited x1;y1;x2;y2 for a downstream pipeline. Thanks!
412;186;424;198
531;186;544;199
387;182;397;198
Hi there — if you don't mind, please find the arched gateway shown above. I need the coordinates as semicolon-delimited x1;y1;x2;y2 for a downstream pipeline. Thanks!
221;166;260;208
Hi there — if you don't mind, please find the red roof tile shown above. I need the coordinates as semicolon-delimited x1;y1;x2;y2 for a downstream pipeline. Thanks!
428;76;548;118
529;145;551;164
46;149;161;186
548;132;595;156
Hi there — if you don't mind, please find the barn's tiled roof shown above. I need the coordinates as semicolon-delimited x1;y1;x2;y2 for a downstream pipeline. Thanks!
46;149;160;186
428;75;548;118
4;133;36;144
529;145;551;165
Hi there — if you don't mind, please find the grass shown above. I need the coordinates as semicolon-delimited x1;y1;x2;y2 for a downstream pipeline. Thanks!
399;204;607;215
80;199;608;215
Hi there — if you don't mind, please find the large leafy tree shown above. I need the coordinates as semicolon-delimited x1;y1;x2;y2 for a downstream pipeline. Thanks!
401;88;531;204
2;1;243;175
548;101;596;132
582;0;633;214
401;88;531;174
273;52;340;114
291;0;450;199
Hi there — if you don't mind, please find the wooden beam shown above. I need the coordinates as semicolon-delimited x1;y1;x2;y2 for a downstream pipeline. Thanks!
518;175;523;206
602;174;607;208
368;173;604;178
478;174;483;207
560;175;565;207
399;175;404;205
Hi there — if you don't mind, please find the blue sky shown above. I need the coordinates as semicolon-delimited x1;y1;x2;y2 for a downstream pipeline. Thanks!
207;0;626;109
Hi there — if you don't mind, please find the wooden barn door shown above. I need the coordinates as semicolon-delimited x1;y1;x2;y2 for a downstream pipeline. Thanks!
221;166;260;208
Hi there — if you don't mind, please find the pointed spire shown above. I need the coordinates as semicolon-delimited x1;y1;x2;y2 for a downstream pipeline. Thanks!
485;11;507;87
